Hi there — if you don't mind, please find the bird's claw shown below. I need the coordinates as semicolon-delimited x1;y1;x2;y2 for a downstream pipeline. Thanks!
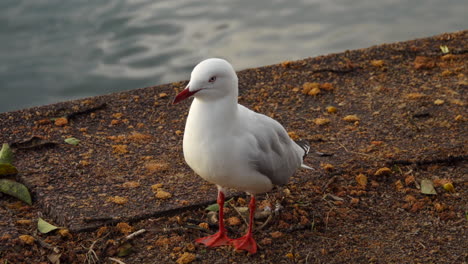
195;231;232;247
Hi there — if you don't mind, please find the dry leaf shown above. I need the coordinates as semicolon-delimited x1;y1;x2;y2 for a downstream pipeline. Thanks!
19;234;35;245
355;174;368;187
107;196;128;205
116;222;133;235
176;252;196;264
155;190;172;199
343;115;360;122
326;106;337;113
421;179;437;195
314;118;330;126
374;167;392;176
442;183;455;193
122;181;140;188
370;60;385;67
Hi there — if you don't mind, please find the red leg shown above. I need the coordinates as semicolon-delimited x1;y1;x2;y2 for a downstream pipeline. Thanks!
195;189;232;247
232;195;258;254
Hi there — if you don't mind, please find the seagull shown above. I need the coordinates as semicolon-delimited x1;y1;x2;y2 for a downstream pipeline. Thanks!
173;58;312;254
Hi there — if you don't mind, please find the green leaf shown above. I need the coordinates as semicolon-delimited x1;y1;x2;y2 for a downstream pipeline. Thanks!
64;137;80;146
439;45;450;54
205;197;234;212
38;217;59;234
117;242;133;257
421;179;437;195
206;203;219;212
0;143;21;176
0;143;13;164
0;179;32;205
0;163;18;176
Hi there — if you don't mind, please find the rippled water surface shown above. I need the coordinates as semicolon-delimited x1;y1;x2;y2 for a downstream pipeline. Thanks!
1;0;467;112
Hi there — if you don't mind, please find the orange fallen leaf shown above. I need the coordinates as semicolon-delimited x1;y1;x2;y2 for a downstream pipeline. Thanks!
374;167;392;176
343;115;360;122
321;163;334;172
107;196;128;205
302;82;320;94
355;174;368;187
308;87;321;96
176;252;196;264
314;118;330;126
442;182;455;193
320;83;334;90
146;161;169;172
16;219;32;225
155;190;172;199
54;117;68;127
227;216;241;226
270;231;284;238
112;145;128;154
404;175;415;186
405;93;426;99
414;56;435;69
19;235;35;245
326;106;337;113
116;222;133;235
122;181;140;188
370;60;384;67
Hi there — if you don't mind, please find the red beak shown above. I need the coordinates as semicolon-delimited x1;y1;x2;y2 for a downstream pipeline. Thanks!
172;87;199;104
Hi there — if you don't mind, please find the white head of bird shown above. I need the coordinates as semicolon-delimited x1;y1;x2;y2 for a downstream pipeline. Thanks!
173;58;238;104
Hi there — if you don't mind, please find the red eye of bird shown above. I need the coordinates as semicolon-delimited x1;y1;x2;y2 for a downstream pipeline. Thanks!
208;76;216;83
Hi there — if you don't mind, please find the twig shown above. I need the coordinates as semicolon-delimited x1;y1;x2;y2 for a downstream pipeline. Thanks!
83;239;100;264
305;251;312;264
109;257;127;264
255;214;272;232
321;176;339;192
66;103;107;120
231;205;249;226
287;240;298;264
337;142;349;152
33;234;60;254
324;210;331;231
125;229;146;241
323;193;344;202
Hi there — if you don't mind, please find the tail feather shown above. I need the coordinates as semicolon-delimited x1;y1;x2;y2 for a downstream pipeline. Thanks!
294;140;310;159
294;140;314;170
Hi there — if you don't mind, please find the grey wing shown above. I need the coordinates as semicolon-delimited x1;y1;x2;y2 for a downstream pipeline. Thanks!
244;110;304;185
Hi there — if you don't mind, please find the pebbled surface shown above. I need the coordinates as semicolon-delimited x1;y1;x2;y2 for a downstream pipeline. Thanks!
0;30;466;263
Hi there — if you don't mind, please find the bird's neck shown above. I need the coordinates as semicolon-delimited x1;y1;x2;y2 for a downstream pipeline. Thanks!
188;95;238;133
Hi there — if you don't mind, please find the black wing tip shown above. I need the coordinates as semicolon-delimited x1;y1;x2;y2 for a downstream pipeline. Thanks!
294;139;310;159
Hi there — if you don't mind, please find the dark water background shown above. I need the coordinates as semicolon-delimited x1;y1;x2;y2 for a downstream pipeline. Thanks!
1;0;467;113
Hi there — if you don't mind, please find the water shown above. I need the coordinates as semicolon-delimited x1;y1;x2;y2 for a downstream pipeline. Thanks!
1;0;467;113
